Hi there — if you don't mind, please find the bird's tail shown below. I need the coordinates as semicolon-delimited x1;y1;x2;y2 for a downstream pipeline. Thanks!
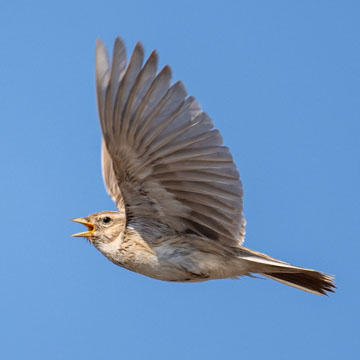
239;247;335;295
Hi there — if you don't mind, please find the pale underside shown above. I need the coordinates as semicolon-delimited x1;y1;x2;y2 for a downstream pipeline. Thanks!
96;37;246;247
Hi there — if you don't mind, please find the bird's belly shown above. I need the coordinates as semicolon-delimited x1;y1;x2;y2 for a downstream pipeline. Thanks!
124;242;247;282
106;235;248;282
117;249;202;282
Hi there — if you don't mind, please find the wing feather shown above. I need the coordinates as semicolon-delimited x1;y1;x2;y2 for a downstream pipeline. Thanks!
114;42;144;139
96;38;246;245
132;66;172;144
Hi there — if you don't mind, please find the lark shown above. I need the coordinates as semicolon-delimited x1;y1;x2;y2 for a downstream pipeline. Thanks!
72;37;335;295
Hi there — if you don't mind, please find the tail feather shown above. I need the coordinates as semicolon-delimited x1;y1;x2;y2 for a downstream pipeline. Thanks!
240;247;335;295
264;271;335;296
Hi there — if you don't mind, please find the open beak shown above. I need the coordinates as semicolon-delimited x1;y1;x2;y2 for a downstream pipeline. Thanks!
71;217;95;237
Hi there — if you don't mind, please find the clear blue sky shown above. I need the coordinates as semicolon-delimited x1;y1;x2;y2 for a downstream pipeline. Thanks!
0;1;358;359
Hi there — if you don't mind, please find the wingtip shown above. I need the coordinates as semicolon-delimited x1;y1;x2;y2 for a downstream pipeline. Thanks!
95;38;110;71
173;80;187;93
113;36;126;51
134;40;145;57
96;38;105;50
161;64;172;79
148;49;159;63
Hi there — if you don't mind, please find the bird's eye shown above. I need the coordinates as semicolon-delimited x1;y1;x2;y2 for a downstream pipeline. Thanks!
102;216;112;224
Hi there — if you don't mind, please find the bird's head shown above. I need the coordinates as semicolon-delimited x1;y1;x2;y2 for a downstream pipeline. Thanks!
71;211;125;246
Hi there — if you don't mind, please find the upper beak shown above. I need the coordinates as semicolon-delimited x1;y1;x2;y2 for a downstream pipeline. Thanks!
71;217;95;237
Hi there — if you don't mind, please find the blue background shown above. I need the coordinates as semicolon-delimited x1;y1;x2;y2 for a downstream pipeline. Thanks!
1;1;358;359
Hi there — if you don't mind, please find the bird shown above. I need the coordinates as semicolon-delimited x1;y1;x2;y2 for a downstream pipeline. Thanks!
72;37;335;295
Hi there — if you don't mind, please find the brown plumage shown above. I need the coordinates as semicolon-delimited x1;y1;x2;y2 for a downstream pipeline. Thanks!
72;37;335;295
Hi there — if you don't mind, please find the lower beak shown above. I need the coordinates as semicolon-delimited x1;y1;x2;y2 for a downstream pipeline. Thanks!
71;217;95;237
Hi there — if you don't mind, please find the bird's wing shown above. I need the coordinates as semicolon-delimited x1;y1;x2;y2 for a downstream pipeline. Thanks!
96;37;245;246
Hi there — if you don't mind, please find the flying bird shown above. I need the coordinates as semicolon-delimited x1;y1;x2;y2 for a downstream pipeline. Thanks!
72;37;335;295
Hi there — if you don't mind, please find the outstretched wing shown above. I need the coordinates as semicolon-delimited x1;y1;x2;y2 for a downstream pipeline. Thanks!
96;37;245;246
